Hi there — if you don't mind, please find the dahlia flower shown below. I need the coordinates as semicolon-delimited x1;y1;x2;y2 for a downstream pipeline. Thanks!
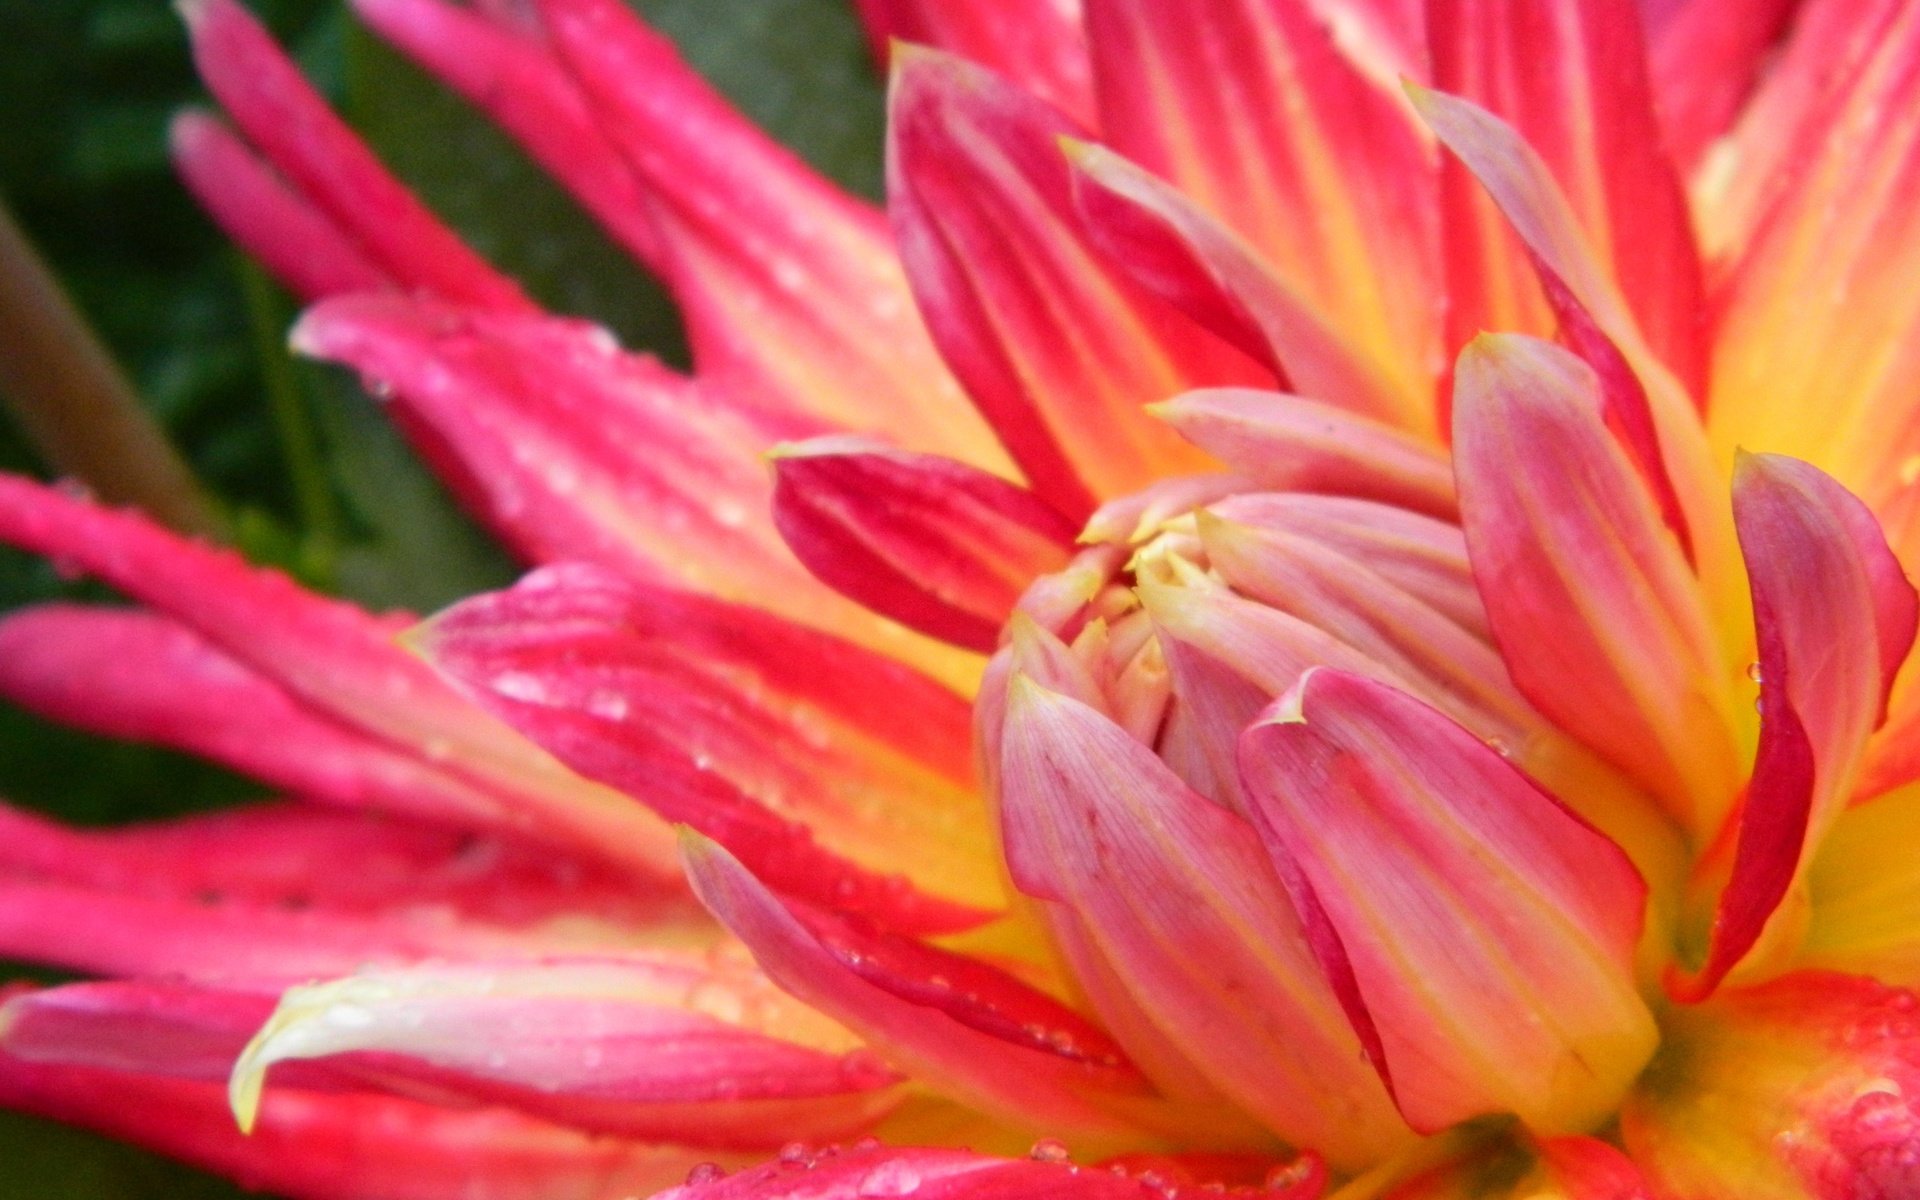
3;0;1919;1196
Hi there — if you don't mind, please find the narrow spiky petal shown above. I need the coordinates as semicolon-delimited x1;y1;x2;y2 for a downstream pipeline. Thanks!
1240;671;1656;1134
534;0;1014;478
1644;0;1801;172
168;111;390;302
0;477;683;879
770;438;1076;652
181;0;533;310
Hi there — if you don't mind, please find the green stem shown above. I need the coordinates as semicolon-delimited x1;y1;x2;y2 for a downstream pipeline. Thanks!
0;196;224;537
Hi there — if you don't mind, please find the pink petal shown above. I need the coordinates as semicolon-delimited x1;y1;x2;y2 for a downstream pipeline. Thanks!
3;981;275;1082
1084;0;1441;401
770;438;1076;652
1152;390;1456;519
226;957;900;1146
1065;141;1422;434
0;605;510;828
168;111;391;302
0;803;693;978
996;678;1407;1169
534;0;1014;478
1411;84;1706;565
417;563;1000;932
888;50;1257;516
1644;0;1801;172
1451;336;1739;834
1672;455;1917;1001
349;0;661;267
850;0;1095;127
1238;670;1656;1134
0;474;683;880
0;1053;718;1200
680;835;1147;1138
1427;0;1706;398
180;0;531;311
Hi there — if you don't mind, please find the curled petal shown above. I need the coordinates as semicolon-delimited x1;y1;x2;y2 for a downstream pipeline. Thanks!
996;678;1407;1169
1239;671;1656;1134
228;957;899;1145
1673;455;1917;1001
182;0;531;309
770;438;1076;653
681;835;1147;1138
417;563;999;932
888;50;1253;515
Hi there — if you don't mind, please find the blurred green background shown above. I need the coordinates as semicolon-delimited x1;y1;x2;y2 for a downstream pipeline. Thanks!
0;0;885;1193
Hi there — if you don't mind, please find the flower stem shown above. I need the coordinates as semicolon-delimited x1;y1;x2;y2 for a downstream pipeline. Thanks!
0;196;224;538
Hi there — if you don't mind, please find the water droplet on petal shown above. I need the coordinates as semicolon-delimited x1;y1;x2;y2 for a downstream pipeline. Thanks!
1747;661;1765;683
684;1163;726;1187
1029;1139;1071;1164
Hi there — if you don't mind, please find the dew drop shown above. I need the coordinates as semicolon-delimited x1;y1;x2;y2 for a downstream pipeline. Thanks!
1028;1139;1071;1164
1747;661;1765;683
777;1142;810;1165
684;1163;726;1186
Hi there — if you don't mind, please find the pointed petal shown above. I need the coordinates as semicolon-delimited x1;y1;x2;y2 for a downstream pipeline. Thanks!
1065;141;1423;434
0;475;682;879
1645;0;1801;172
997;678;1406;1169
181;0;531;310
1624;971;1920;1199
1673;455;1917;1000
0;1052;716;1200
1451;336;1739;833
228;957;898;1146
1084;0;1441;398
350;0;661;266
0;604;510;828
851;0;1095;126
681;835;1146;1138
1151;390;1455;519
0;803;692;978
535;0;1012;477
1411;84;1736;604
1705;1;1920;523
770;438;1075;653
291;297;981;695
1239;670;1656;1134
3;981;270;1082
1427;0;1705;396
417;563;999;932
168;110;391;302
888;51;1256;515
